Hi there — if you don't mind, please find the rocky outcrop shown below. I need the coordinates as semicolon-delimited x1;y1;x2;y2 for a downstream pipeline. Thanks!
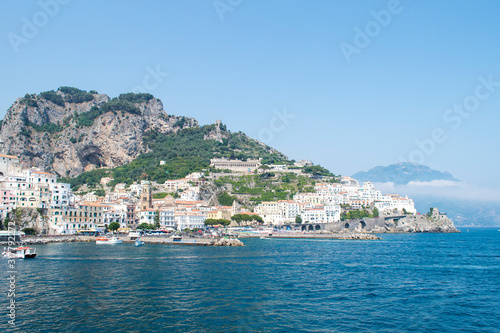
0;89;198;177
6;208;49;234
210;238;244;246
337;233;381;240
373;208;459;233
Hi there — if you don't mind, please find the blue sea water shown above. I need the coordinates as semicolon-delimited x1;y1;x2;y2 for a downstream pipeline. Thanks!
1;228;499;332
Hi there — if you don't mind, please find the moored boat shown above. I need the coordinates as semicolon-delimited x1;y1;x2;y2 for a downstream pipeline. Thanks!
134;238;145;247
2;246;37;259
96;236;123;244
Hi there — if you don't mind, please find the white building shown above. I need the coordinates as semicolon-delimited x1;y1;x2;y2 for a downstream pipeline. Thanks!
49;183;73;208
138;209;157;225
159;209;176;228
374;195;416;215
210;158;261;173
0;153;23;176
24;169;57;185
175;211;206;230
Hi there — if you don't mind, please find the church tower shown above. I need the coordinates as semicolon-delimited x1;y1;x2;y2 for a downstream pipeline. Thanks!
140;181;153;210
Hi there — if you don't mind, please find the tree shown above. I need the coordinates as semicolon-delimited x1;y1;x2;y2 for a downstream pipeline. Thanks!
94;189;105;197
204;219;231;227
22;227;37;235
295;215;303;224
303;165;334;177
218;192;236;206
252;215;264;224
154;211;160;229
372;207;379;218
108;222;120;233
137;223;154;230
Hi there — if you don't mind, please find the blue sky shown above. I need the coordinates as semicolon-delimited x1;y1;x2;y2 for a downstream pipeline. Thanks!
1;0;500;188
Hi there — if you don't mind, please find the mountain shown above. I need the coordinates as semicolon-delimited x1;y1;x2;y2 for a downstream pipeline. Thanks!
0;87;290;184
0;87;199;177
352;162;458;185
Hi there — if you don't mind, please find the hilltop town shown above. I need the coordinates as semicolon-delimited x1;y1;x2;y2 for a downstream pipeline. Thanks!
0;88;458;235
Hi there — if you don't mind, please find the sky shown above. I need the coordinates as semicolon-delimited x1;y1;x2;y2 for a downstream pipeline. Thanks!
1;0;500;189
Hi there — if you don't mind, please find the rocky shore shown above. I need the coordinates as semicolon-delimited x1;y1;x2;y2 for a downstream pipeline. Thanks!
239;233;381;240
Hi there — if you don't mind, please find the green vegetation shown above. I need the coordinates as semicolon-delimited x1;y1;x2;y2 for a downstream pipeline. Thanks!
154;212;160;229
153;193;170;199
303;165;336;178
58;87;94;103
107;222;120;232
341;208;379;221
216;172;316;204
60;169;111;190
231;214;264;224
118;92;154;103
22;94;38;107
100;98;141;115
218;192;236;206
71;92;152;128
204;219;231;226
28;122;63;133
137;223;156;230
22;227;37;235
62;123;337;198
94;189;105;197
295;215;303;223
39;90;65;106
74;106;104;127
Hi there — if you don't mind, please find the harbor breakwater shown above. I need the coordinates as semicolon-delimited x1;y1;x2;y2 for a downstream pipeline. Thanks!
14;235;245;247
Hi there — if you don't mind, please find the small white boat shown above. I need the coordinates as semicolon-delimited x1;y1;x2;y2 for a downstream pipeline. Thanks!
96;236;123;244
260;236;266;239
129;231;143;239
134;238;145;247
2;246;37;259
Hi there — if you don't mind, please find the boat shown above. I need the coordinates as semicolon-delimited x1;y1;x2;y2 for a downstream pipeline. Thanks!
171;236;182;242
2;246;37;259
260;236;266;239
134;238;145;247
129;231;143;239
96;236;123;244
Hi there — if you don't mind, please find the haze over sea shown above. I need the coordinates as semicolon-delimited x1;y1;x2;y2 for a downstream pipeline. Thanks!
1;228;499;332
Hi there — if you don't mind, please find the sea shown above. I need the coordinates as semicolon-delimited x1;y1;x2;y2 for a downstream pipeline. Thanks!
1;228;499;332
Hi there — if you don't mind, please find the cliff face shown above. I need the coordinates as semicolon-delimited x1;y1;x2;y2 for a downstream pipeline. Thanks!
0;88;198;177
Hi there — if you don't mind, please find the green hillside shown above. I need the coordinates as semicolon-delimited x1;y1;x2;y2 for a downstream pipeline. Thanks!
63;124;292;189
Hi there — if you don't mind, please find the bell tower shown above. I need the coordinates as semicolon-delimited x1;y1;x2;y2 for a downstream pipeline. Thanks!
140;181;153;210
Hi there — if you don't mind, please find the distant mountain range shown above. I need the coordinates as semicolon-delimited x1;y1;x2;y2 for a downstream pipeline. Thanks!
352;162;458;185
353;163;500;227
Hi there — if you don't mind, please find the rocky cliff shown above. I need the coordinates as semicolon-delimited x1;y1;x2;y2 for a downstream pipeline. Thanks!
373;208;459;233
0;87;197;177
